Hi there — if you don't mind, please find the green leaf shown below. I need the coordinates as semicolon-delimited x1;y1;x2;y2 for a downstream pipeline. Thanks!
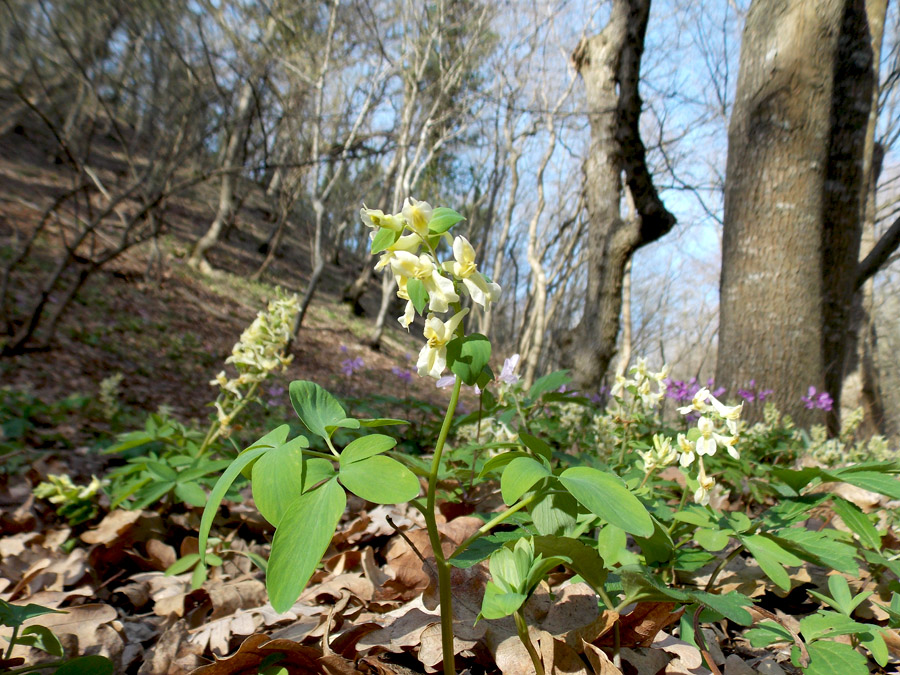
532;535;608;595
302;458;337;492
174;481;207;508
54;655;115;675
740;534;803;592
745;620;793;647
267;479;346;612
529;491;579;537
695;528;732;552
145;461;177;482
672;508;716;528
339;455;420;504
772;528;859;574
772;467;826;493
687;589;754;625
501;457;550;505
428;206;465;233
371;226;400;254
290;381;358;441
860;628;889;667
634;517;676;565
17;625;62;656
340;434;397;465
132;480;176;509
800;640;867;675
831;498;881;551
406;278;428;315
826;575;854;614
165;554;201;576
0;600;65;627
239;425;292;478
447;334;491;386
478;451;531;479
559;467;653;537
252;437;308;526
479;581;527;620
528;370;571;400
358;417;409;428
198;444;272;563
799;611;870;641
834;471;900;499
518;432;553;461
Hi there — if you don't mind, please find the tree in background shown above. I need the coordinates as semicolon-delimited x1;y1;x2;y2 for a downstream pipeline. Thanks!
561;0;676;392
716;0;900;428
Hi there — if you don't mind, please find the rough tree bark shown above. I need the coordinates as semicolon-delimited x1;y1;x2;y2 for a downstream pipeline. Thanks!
716;0;879;429
562;0;675;391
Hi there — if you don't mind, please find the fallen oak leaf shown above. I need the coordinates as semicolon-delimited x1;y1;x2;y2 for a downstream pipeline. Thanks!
189;633;324;674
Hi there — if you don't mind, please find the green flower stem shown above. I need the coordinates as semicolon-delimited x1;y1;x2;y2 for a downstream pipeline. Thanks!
301;448;340;461
449;494;537;561
4;660;70;675
199;380;263;457
514;609;544;675
4;625;19;660
667;487;690;534
424;374;463;675
704;543;744;592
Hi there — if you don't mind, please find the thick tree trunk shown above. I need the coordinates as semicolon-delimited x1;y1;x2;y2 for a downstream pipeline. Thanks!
718;0;842;427
821;0;875;434
563;0;675;391
841;0;888;436
717;0;875;429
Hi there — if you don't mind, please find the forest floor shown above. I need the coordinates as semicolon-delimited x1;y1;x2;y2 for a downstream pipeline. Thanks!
1;125;898;675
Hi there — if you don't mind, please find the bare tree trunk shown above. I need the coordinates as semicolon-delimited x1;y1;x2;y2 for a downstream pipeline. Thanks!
717;0;844;427
841;0;888;435
562;0;675;391
188;17;276;271
717;0;876;429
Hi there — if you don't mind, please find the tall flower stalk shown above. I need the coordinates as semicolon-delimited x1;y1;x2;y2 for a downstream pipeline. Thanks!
363;197;500;674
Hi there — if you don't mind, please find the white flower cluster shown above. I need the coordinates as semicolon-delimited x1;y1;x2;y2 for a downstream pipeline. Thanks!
363;198;500;379
210;292;300;427
456;416;519;450
33;473;104;504
675;387;743;505
610;357;669;411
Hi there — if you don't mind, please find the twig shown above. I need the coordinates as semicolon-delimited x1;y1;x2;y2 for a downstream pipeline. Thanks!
692;606;723;675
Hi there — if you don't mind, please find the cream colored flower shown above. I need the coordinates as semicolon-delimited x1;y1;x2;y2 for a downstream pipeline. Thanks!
678;387;711;415
694;465;715;506
360;205;404;232
390;251;459;313
374;233;423;272
696;416;717;456
676;433;696;467
417;309;469;379
442;236;501;308
402;197;433;237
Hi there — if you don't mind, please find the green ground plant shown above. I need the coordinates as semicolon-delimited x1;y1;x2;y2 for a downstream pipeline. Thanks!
196;197;900;675
0;600;112;675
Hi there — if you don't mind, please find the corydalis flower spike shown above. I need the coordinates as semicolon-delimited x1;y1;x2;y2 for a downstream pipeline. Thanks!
417;309;469;379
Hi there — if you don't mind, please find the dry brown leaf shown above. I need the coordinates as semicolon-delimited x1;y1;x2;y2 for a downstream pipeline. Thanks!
538;630;590;674
146;538;177;571
593;602;682;649
722;654;755;675
620;646;671;674
138;619;194;675
189;634;324;674
356;597;440;652
583;642;623;675
418;622;480;672
492;620;542;675
81;509;145;545
653;631;705;671
542;583;601;647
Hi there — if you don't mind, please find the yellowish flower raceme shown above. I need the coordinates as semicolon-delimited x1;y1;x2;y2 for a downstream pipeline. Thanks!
417;309;469;379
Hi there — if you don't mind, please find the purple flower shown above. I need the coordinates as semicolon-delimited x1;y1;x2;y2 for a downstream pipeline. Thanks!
801;386;833;412
341;356;365;376
757;388;773;402
499;354;520;385
436;374;456;389
392;366;413;383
